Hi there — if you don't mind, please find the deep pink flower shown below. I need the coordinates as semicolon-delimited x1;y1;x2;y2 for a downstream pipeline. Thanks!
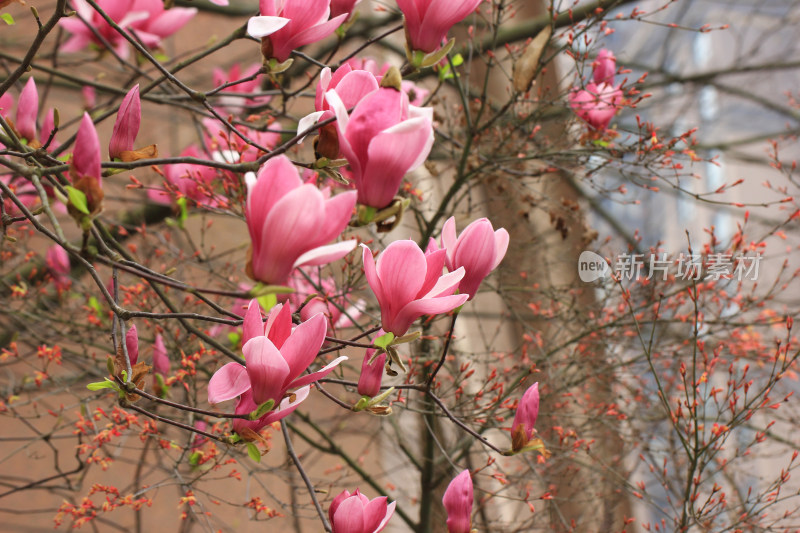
71;113;102;183
149;145;219;207
569;82;622;131
59;0;195;59
128;0;197;50
109;85;141;160
361;241;468;336
212;63;270;112
443;470;473;533
431;216;509;300
326;85;433;208
328;489;395;533
208;302;346;408
16;77;38;142
153;334;170;376
245;155;356;285
396;0;483;53
357;344;386;398
330;0;360;20
247;0;348;63
125;324;139;366
511;382;539;452
232;386;310;436
592;49;617;85
45;245;71;290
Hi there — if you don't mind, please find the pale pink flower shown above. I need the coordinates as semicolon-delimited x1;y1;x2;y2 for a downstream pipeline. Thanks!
443;470;473;533
328;489;395;533
396;0;483;53
326;86;433;208
128;0;197;50
247;0;348;62
430;217;508;300
361;241;468;336
569;82;622;131
245;155;356;286
45;245;71;290
592;49;616;85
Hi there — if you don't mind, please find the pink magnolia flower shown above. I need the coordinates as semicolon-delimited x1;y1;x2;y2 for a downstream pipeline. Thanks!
45;245;71;290
288;271;363;333
396;0;483;54
82;86;96;110
109;85;141;160
569;82;622;131
207;302;346;409
326;85;433;208
361;241;468;336
153;334;170;377
443;470;473;533
430;216;509;300
357;332;386;398
247;0;348;63
125;324;139;366
328;489;395;533
212;63;270;113
245;155;357;286
592;49;617;85
343;58;430;105
232;386;310;436
511;382;539;452
330;0;361;20
71;113;102;183
59;0;196;59
15;77;38;142
149;145;219;207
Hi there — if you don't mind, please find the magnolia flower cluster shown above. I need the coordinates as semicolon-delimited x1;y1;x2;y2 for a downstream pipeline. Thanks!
569;49;623;131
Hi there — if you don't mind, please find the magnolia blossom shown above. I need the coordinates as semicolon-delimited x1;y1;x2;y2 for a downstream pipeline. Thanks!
328;489;395;533
569;83;623;131
149;145;219;207
109;85;141;160
330;0;361;20
208;301;346;409
511;382;539;452
59;0;196;59
15;77;38;141
343;57;430;105
357;344;386;398
247;0;348;63
429;217;509;300
326;84;433;208
245;155;356;285
361;241;468;336
69;113;104;216
592;49;616;85
153;334;170;377
125;325;140;366
397;0;483;53
232;386;310;437
443;470;473;533
45;245;71;290
212;63;270;113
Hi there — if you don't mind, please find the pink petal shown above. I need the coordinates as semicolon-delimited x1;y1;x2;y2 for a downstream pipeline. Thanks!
294;239;357;269
125;324;139;366
441;216;457;270
390;293;468;337
275;14;348;62
109;84;141;159
243;336;291;405
72;113;102;181
331;70;379;110
16;77;38;141
287;355;347;389
242;299;264;346
144;7;197;38
362;496;390;532
422;266;464;299
280;313;327;383
261;384;310;424
492;228;509;270
419;248;447;296
361;244;385;309
375;240;427;320
208;362;251;404
443;470;473;533
332;495;365;532
265;303;293;349
375;501;396;532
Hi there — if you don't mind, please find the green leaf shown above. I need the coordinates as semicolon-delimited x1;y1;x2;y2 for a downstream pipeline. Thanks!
227;331;241;349
65;186;89;215
176;197;188;228
246;442;261;462
451;53;464;67
1;13;15;25
249;399;275;420
189;451;201;466
373;332;395;350
353;396;370;412
89;296;102;315
256;293;277;312
87;379;120;392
